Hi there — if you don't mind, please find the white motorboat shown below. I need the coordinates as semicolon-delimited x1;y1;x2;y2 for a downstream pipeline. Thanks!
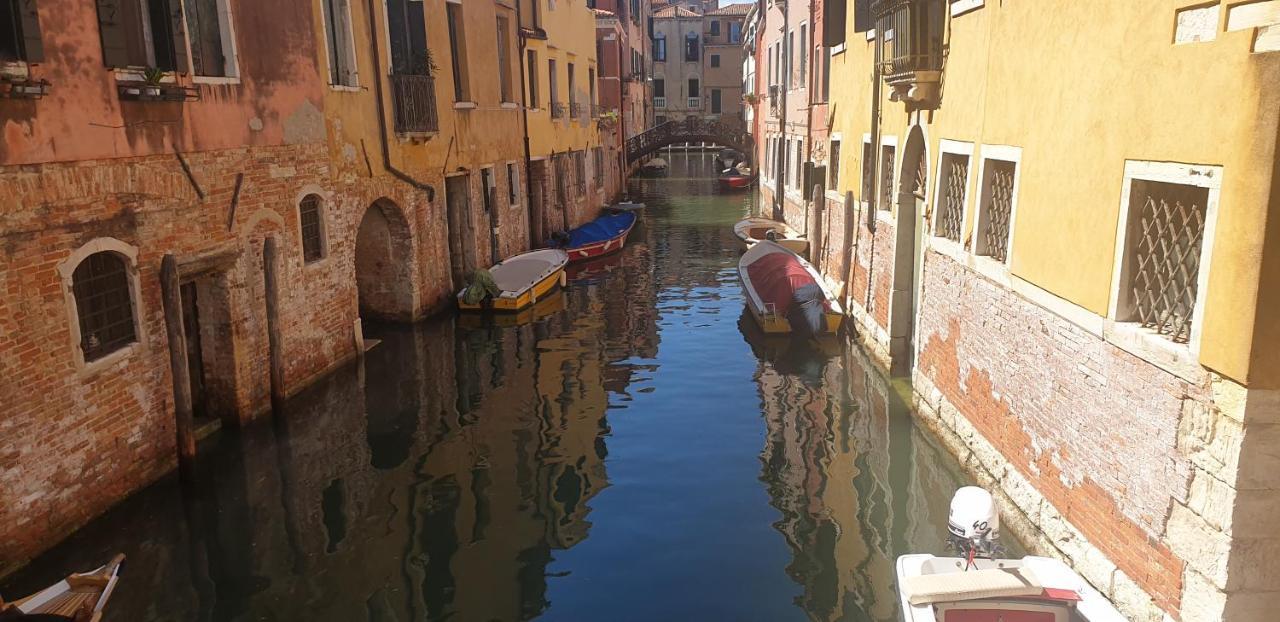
733;216;808;254
897;488;1127;622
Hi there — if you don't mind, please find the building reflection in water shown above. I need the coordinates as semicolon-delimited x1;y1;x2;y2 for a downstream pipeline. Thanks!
743;314;979;622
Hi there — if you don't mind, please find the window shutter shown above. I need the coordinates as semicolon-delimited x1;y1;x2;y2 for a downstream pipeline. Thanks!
853;0;873;33
167;0;189;73
18;0;44;62
824;0;847;46
95;0;130;67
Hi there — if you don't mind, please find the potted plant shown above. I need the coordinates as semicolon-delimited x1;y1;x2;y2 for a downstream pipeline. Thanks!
142;67;166;98
742;93;760;105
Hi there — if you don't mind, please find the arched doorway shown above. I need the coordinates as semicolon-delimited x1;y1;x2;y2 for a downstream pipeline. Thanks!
355;199;415;321
889;126;928;377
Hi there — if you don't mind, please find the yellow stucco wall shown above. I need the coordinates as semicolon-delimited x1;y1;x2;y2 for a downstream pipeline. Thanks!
828;0;1280;384
524;0;602;157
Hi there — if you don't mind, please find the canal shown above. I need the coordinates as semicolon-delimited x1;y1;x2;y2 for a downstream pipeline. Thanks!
4;153;982;621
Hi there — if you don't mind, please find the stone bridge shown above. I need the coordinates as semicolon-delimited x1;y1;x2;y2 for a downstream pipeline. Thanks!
625;118;754;165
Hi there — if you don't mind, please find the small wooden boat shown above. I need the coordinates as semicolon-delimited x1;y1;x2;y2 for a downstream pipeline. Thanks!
609;200;646;213
718;173;757;191
641;157;668;171
457;249;568;312
733;216;808;254
897;488;1126;622
553;211;638;263
738;240;842;336
1;555;124;622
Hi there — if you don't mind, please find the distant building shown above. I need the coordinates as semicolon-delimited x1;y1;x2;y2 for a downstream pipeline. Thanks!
651;2;747;128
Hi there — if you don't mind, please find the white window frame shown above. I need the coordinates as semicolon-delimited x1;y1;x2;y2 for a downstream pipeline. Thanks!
183;0;242;83
320;0;361;90
950;0;985;17
1105;160;1222;373
294;184;333;266
826;132;844;202
57;238;147;376
969;144;1022;280
929;139;975;257
878;133;899;217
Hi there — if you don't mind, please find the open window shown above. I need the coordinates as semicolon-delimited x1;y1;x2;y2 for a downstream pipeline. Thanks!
322;0;358;87
182;0;239;78
1;0;44;64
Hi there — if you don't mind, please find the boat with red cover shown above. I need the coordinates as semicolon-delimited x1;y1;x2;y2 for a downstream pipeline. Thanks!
553;210;638;263
718;173;756;191
738;240;842;336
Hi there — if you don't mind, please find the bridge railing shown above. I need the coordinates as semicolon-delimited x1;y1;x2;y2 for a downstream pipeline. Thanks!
625;117;754;164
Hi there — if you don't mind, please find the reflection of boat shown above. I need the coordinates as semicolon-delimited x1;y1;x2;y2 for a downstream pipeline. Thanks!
565;249;626;282
733;216;808;254
641;157;667;171
457;249;568;312
2;555;124;621
457;290;567;328
554;211;638;263
737;309;839;377
897;488;1126;622
718;172;757;191
738;240;842;335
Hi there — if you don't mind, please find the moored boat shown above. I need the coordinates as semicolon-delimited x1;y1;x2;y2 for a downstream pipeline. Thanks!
457;249;568;312
738;240;842;336
553;210;638;263
1;555;124;622
897;488;1127;622
733;216;808;254
718;172;757;191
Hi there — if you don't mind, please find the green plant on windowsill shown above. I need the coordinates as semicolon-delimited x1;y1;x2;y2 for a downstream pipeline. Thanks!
597;110;620;129
742;93;760;105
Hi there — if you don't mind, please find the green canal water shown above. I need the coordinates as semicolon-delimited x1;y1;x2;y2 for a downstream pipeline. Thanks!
4;153;980;621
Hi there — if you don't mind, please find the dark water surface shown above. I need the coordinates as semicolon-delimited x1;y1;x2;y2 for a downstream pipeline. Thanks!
5;153;978;621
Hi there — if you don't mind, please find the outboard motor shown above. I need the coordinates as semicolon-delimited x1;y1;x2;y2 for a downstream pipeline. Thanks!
787;283;826;337
947;487;1003;567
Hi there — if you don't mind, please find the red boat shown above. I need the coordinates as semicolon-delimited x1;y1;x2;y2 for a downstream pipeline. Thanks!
555;210;639;263
718;173;757;191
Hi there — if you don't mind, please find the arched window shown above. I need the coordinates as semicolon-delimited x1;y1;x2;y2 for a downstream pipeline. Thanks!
72;252;137;361
299;194;325;262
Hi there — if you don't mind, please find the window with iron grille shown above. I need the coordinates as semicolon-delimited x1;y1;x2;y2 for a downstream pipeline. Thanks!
975;158;1016;263
1118;179;1209;344
593;147;604;188
574;151;586;194
879;144;895;210
72;252;137;362
300;194;325;262
507;162;520;205
934;152;969;243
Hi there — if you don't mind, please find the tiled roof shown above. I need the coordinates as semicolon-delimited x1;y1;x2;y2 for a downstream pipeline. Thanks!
592;8;616;17
708;3;752;16
654;5;701;18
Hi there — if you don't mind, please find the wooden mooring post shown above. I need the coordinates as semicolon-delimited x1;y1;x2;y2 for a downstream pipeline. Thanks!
263;237;286;416
160;254;197;475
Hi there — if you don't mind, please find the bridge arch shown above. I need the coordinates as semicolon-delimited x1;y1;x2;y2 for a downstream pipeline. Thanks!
626;118;755;165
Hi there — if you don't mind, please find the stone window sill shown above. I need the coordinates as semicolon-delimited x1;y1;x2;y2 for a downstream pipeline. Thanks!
78;342;141;380
951;0;984;17
193;76;240;85
1103;321;1204;383
453;101;477;110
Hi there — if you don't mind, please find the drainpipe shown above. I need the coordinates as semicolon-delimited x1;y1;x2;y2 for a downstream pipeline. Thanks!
365;0;435;199
773;1;789;223
517;0;540;247
617;22;628;198
803;0;815;244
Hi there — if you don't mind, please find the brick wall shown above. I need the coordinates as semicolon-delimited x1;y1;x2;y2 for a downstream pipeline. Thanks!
914;249;1197;613
0;144;379;576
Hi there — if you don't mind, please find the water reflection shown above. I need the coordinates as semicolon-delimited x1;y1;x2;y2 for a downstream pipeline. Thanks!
3;153;984;622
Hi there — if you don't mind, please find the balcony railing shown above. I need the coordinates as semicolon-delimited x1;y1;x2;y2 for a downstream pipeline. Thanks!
872;0;944;105
390;74;439;134
570;102;585;119
551;102;566;118
654;96;667;108
592;104;604;118
687;96;701;109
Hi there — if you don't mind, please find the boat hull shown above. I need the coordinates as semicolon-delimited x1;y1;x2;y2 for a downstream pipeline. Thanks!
738;240;842;336
457;249;569;313
733;217;810;254
566;223;635;263
718;175;756;190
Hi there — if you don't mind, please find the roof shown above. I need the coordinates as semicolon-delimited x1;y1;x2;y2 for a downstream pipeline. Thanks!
592;8;616;18
654;5;702;18
708;3;752;16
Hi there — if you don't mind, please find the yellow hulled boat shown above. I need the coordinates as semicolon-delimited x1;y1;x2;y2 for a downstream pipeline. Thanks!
739;240;842;335
457;249;568;312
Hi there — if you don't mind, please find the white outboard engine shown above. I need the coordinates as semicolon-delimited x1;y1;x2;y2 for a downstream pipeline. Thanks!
947;487;1003;564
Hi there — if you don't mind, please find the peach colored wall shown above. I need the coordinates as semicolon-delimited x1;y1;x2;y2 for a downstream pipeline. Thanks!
1;0;325;165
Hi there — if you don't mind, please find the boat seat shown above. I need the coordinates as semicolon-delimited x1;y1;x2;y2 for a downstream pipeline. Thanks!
904;566;1044;606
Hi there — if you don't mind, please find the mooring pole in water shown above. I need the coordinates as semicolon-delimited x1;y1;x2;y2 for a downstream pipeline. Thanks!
263;237;286;417
160;254;197;475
